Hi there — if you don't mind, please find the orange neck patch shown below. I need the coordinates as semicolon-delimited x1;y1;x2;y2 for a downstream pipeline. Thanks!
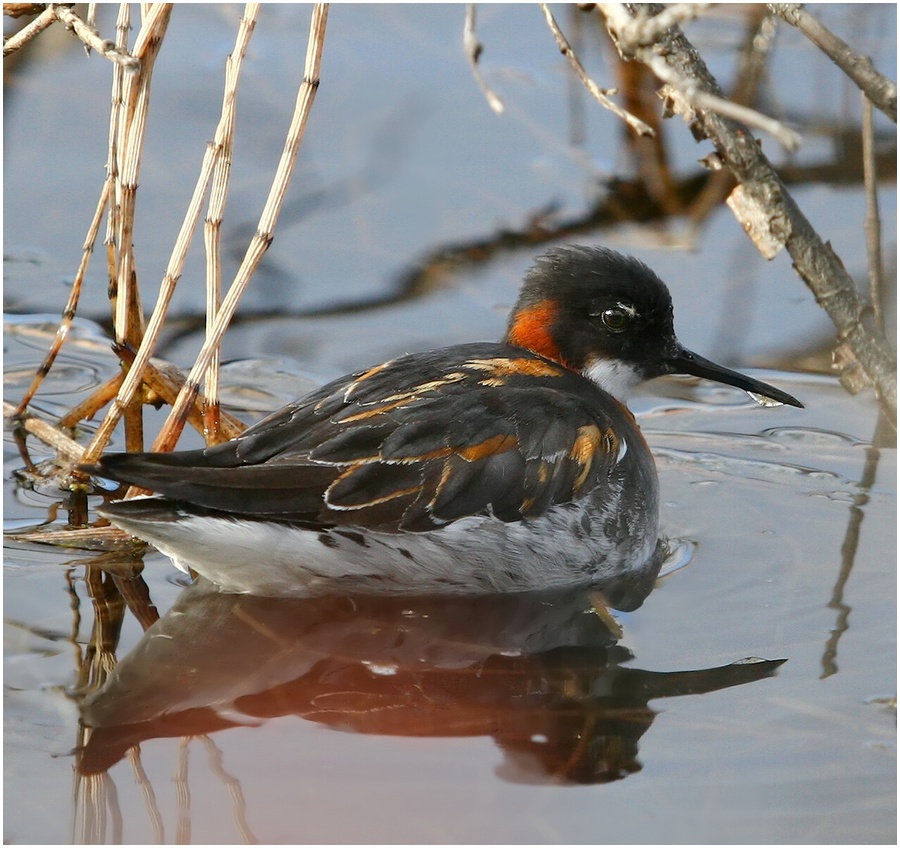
505;299;567;366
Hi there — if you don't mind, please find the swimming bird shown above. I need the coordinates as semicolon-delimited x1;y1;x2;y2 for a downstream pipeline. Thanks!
84;245;802;598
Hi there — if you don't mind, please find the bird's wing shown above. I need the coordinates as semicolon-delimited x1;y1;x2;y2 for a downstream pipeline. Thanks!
87;344;632;530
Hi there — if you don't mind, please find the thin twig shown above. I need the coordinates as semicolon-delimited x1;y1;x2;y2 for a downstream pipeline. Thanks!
152;3;329;454
600;3;802;150
861;92;884;332
769;3;897;123
541;3;654;137
463;5;504;114
2;4;55;55
50;4;141;68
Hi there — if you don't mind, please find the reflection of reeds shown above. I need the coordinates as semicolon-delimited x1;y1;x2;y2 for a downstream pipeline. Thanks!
65;555;259;844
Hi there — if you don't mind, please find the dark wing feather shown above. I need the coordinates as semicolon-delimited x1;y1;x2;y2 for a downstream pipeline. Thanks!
86;343;637;530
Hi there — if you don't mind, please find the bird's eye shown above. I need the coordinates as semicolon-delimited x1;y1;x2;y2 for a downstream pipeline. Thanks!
599;304;635;333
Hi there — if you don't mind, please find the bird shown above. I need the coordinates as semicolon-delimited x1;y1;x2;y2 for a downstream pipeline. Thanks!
84;245;802;599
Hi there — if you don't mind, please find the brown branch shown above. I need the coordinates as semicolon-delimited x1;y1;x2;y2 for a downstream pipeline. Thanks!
769;3;897;123
605;3;896;424
861;93;885;332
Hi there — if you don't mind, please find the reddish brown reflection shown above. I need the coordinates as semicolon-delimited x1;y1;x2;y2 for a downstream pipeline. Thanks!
79;567;784;785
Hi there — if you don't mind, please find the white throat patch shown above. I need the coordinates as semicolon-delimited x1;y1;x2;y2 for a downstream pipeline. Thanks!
583;358;643;403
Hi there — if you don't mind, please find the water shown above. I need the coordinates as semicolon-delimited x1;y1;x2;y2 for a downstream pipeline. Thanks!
4;5;896;844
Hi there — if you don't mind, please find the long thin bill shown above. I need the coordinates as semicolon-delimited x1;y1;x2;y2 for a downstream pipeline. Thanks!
670;347;803;408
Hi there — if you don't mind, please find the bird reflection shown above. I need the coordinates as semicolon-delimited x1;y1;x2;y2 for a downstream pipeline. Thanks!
78;555;784;785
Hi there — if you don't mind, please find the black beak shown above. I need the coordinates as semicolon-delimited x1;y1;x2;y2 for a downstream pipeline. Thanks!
669;346;803;408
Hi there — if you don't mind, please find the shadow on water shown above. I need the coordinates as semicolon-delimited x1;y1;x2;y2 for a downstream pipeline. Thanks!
75;560;785;795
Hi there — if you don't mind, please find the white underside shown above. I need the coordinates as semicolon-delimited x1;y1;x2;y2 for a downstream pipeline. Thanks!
105;498;660;598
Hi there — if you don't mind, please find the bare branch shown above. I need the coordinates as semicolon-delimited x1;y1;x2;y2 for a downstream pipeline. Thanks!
463;4;504;114
770;3;897;122
50;4;141;68
861;93;884;332
605;2;712;45
2;4;55;55
604;4;896;422
540;3;655;137
600;3;802;151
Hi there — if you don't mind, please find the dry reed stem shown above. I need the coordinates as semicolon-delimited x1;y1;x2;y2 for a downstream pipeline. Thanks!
58;373;125;431
3;401;86;463
113;4;172;453
463;5;504;114
84;139;220;463
599;3;802;151
103;5;130;312
540;3;655;137
14;180;111;415
151;3;329;454
112;5;170;348
204;3;259;443
109;348;247;441
9;524;133;548
81;5;258;462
